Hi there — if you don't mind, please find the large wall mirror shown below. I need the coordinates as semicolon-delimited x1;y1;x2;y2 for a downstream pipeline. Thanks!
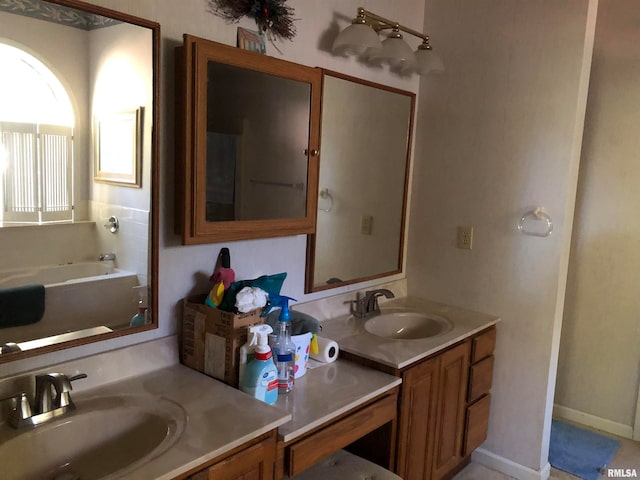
0;0;159;362
175;35;321;244
306;71;414;292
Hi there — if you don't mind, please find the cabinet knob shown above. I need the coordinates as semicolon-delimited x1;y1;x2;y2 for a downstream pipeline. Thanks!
305;149;319;157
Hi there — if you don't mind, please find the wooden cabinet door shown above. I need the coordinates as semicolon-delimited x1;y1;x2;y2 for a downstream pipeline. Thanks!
200;436;276;480
175;35;321;245
463;393;492;457
396;356;440;480
431;342;470;480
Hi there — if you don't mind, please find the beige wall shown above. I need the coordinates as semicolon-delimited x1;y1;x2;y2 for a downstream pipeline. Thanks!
408;0;596;475
555;0;640;436
90;22;153;211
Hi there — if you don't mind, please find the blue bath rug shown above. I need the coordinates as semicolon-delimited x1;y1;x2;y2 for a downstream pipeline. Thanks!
549;419;621;480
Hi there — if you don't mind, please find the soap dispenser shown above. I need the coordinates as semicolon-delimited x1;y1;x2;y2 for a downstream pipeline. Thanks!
130;286;148;327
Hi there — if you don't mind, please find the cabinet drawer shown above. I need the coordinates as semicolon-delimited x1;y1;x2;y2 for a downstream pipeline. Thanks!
287;392;397;477
463;394;491;457
471;328;496;363
467;355;494;403
195;434;276;480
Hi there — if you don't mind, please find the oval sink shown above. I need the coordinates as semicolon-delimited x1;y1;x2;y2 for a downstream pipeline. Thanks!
0;394;186;480
364;310;452;340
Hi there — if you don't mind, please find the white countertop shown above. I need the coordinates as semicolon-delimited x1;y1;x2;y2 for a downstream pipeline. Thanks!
60;360;399;478
274;359;401;443
75;364;291;480
320;296;500;370
82;361;399;477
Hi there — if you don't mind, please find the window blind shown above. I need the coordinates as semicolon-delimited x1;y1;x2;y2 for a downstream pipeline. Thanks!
1;122;73;223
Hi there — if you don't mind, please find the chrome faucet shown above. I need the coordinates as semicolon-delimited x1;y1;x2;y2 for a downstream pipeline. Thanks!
0;372;86;428
99;252;116;261
351;289;395;318
35;373;77;414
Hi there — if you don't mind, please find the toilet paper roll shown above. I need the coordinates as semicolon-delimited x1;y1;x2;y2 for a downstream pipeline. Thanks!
309;336;339;364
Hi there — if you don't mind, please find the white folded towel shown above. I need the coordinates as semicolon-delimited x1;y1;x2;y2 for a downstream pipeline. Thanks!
235;286;268;313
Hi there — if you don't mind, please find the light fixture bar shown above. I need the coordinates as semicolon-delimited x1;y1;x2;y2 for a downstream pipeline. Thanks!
332;6;444;75
357;7;429;43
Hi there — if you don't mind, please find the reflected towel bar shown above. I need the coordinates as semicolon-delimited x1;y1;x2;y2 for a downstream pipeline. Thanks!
250;179;304;190
319;188;334;212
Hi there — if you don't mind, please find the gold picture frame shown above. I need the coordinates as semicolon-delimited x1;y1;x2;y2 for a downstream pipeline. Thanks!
94;107;143;187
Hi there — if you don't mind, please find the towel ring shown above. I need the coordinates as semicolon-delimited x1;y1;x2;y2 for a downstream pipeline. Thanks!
319;188;334;212
518;207;553;237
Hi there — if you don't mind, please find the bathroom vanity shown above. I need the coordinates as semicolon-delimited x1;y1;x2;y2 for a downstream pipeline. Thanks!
0;358;289;480
273;361;400;478
394;327;496;480
0;294;497;480
176;296;499;480
320;296;499;480
179;360;401;480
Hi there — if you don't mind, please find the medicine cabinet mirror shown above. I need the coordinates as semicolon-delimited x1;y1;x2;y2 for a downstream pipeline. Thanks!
175;35;322;244
0;0;159;362
306;71;414;292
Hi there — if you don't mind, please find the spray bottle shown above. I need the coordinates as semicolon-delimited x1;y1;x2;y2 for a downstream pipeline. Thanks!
263;294;297;394
239;323;273;386
240;324;278;405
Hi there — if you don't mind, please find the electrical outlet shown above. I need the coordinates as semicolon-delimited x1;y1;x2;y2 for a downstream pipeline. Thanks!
457;226;473;249
361;215;373;235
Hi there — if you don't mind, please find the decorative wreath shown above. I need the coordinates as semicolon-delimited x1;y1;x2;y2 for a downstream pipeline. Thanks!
208;0;296;41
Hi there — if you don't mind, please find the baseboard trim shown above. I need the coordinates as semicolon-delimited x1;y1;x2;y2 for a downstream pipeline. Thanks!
553;404;633;439
472;448;551;480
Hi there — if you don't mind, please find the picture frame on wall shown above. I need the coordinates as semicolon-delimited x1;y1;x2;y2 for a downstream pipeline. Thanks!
94;107;144;187
237;27;266;54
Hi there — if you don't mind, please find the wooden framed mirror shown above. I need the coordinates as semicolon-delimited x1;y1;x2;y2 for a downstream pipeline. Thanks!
306;71;415;292
175;35;321;244
0;0;159;362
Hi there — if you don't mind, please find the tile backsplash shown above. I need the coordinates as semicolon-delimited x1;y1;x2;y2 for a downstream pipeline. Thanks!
91;201;150;286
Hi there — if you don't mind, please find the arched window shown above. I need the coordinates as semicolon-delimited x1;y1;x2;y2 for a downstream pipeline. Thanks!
0;43;75;224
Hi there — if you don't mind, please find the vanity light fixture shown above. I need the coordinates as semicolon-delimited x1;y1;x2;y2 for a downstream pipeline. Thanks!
332;7;444;75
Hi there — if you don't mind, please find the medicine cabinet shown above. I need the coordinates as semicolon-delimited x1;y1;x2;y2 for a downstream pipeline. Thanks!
175;34;321;244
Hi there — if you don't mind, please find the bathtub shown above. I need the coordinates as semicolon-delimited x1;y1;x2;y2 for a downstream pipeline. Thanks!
0;262;140;345
0;262;130;289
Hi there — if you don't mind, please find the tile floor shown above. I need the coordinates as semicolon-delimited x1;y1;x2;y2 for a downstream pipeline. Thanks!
453;426;639;480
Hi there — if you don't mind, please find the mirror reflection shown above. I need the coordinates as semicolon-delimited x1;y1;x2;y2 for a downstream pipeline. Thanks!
0;0;157;357
206;61;311;222
308;72;414;291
